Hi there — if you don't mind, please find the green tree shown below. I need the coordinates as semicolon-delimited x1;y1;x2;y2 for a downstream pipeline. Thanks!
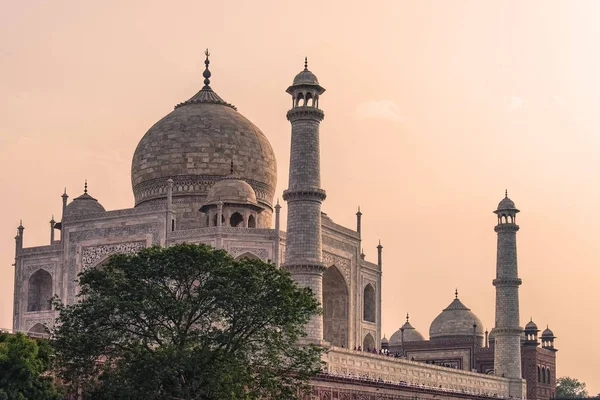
0;331;62;400
555;376;589;398
52;244;325;400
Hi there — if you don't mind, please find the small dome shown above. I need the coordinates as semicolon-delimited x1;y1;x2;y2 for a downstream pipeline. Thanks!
381;336;389;344
293;69;320;86
488;327;496;345
525;319;538;331
541;327;555;338
389;316;425;345
429;294;484;340
64;192;106;217
201;177;258;209
497;192;517;210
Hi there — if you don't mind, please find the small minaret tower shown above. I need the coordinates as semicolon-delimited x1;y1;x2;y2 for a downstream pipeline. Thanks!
282;58;326;343
492;191;524;397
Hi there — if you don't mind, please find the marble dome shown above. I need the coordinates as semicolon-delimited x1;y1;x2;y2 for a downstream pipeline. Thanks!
200;177;259;210
64;192;105;217
131;59;276;208
389;317;425;345
429;294;484;340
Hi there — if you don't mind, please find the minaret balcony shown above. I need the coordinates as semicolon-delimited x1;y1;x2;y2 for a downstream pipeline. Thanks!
286;107;325;121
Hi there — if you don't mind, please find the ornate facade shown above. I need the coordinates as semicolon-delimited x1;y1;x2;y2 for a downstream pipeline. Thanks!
12;52;535;399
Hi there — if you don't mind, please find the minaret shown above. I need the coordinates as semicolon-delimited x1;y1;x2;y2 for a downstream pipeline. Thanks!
492;191;524;397
274;199;281;267
282;58;326;343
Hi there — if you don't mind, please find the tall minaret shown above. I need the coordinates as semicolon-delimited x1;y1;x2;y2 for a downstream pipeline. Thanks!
493;191;524;397
283;58;326;343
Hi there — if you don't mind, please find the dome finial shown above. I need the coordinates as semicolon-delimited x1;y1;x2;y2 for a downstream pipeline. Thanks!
455;288;458;299
84;179;88;194
203;48;212;89
505;189;508;198
230;160;234;175
406;313;409;322
304;56;308;70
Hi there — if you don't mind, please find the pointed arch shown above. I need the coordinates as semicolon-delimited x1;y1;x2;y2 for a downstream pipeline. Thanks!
542;367;546;383
230;212;244;227
248;214;256;228
363;333;375;351
323;265;349;347
27;269;52;312
28;323;49;337
363;283;376;323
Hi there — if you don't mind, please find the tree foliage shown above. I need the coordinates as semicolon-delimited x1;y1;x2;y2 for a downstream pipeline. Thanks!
0;331;62;400
52;244;325;400
556;376;589;398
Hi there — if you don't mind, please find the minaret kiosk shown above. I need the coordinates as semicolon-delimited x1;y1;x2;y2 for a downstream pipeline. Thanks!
492;191;526;397
282;58;327;344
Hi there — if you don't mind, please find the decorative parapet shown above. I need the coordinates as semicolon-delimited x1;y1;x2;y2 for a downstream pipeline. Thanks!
322;215;360;240
61;204;167;224
169;226;278;239
19;244;62;256
325;347;514;398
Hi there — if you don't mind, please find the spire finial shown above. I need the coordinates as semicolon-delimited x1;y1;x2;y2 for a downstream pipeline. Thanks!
455;288;458;299
84;179;88;194
304;57;308;70
505;189;508;198
230;160;234;175
203;48;212;89
406;313;409;322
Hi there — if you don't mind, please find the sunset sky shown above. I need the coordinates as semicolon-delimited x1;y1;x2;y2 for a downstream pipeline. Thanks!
1;0;599;393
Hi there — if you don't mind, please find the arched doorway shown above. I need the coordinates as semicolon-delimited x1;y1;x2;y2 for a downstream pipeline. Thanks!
323;265;348;347
363;283;376;322
363;333;375;351
27;269;52;312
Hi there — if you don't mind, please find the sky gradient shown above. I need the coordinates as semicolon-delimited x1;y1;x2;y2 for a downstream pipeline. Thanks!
1;0;598;393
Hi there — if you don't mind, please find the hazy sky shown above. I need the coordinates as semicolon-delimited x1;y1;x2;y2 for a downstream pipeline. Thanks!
1;0;599;393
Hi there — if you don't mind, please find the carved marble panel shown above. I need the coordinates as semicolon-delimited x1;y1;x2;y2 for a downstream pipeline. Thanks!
323;252;351;286
81;241;147;269
227;246;269;260
25;264;54;276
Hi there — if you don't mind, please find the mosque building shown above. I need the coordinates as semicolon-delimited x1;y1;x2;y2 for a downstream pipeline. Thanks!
11;51;556;399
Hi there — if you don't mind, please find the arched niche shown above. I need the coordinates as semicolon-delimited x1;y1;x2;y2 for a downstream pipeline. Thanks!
28;323;49;337
235;252;261;261
27;269;52;312
363;333;375;351
323;265;348;348
248;214;256;228
363;283;376;323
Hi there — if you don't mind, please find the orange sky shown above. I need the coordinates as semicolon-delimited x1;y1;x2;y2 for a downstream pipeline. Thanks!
1;0;598;393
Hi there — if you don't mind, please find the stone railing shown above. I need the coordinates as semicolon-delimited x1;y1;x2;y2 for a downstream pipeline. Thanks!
325;347;515;398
